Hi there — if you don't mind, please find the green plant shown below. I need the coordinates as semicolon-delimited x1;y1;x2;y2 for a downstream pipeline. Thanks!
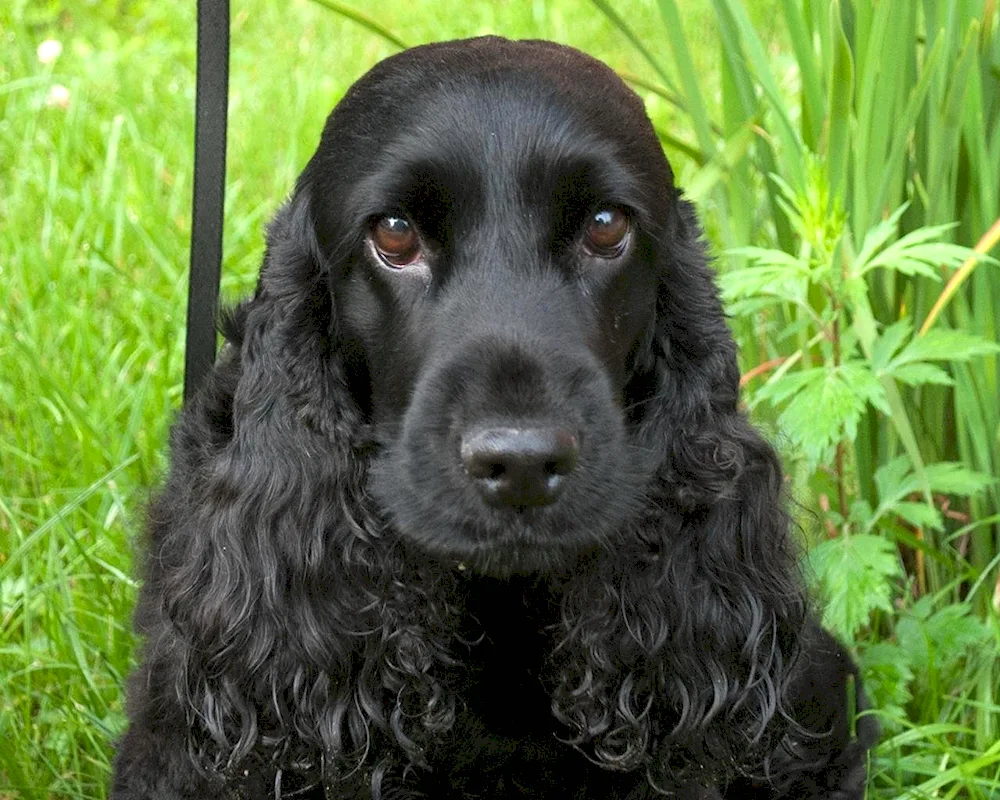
715;178;1000;790
647;0;1000;588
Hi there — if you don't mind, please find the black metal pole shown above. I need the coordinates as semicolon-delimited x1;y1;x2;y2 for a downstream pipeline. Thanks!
184;0;230;404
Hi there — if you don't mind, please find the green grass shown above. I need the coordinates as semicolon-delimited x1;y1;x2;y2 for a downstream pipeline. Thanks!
1;1;998;797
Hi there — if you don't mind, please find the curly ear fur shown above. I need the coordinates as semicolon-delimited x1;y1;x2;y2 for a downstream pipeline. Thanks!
551;197;807;791
130;196;464;788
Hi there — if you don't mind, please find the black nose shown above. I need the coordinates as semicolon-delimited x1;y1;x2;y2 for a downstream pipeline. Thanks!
460;427;580;509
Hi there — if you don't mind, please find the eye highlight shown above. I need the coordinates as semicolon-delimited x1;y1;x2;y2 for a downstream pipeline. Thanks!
370;214;422;267
583;208;629;258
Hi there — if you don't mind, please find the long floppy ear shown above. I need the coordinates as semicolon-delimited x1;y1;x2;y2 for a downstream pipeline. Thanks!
139;192;374;771
554;196;806;790
140;192;457;782
647;196;808;779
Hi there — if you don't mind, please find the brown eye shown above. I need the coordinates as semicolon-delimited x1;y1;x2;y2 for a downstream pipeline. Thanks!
584;208;629;257
371;215;421;267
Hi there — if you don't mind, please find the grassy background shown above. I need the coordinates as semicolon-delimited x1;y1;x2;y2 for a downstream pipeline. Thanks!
1;0;998;797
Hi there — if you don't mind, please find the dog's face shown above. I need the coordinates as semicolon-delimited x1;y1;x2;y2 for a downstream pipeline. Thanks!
301;38;684;574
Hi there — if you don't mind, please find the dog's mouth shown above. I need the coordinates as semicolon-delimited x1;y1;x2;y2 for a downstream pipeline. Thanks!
380;482;620;577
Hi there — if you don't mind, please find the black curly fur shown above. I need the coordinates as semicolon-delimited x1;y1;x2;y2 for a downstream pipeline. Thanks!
112;37;876;800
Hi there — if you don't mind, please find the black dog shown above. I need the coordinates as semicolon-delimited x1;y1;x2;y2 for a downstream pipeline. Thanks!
113;37;875;799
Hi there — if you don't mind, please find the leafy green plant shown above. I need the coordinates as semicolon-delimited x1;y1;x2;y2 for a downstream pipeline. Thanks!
640;0;1000;557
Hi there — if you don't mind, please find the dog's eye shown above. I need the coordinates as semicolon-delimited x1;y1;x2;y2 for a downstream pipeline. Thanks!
371;215;421;267
583;208;629;257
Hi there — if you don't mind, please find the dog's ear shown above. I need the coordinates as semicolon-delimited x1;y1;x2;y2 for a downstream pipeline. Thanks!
144;191;374;769
146;191;452;776
650;195;807;768
558;195;807;788
210;189;369;571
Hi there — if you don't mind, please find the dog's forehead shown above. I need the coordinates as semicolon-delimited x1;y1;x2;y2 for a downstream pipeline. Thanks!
342;37;641;119
307;37;675;220
331;41;666;165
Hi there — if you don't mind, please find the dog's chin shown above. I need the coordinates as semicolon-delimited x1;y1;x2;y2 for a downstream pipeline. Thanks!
399;521;601;578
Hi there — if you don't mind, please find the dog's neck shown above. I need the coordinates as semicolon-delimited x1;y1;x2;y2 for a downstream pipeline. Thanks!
451;573;562;735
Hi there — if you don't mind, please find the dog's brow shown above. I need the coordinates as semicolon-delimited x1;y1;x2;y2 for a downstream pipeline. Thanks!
352;151;484;220
523;152;653;224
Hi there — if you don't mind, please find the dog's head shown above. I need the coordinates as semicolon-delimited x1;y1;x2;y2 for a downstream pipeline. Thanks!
273;37;739;574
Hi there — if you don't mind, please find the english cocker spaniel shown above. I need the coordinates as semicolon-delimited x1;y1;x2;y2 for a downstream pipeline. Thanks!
112;37;876;799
